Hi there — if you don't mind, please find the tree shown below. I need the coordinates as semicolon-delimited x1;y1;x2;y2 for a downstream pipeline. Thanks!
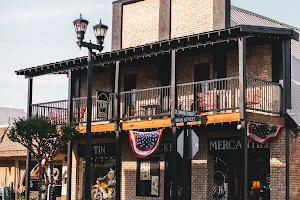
8;116;80;200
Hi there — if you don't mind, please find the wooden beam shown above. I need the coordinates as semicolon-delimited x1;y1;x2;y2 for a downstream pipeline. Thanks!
239;38;246;120
78;112;285;133
247;112;285;127
79;123;115;133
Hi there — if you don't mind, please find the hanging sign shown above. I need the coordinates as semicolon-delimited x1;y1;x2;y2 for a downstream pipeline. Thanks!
128;129;163;158
247;122;283;145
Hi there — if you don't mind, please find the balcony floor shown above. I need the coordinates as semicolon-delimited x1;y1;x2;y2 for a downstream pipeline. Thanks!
78;112;285;134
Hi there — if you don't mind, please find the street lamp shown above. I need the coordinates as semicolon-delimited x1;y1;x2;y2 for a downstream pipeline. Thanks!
73;14;108;200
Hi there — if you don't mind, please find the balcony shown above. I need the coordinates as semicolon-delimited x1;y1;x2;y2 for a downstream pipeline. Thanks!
32;77;282;125
32;93;114;124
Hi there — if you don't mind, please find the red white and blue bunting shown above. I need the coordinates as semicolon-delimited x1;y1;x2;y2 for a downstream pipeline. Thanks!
247;122;283;145
128;129;163;159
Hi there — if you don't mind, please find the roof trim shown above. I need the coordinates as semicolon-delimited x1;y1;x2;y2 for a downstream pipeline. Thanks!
232;6;300;32
15;25;298;77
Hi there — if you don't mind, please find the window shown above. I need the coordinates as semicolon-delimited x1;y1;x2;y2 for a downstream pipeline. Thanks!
136;159;160;197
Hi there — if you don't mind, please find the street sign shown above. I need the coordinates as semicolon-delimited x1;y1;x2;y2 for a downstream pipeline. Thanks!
188;130;199;159
175;109;197;117
174;116;201;123
177;130;184;158
177;129;199;159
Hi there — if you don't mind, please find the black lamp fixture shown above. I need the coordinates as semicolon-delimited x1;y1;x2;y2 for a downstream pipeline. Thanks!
72;13;108;200
73;14;108;51
73;14;89;42
93;19;108;46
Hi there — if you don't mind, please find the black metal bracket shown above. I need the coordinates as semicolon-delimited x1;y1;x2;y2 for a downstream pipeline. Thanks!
77;41;104;52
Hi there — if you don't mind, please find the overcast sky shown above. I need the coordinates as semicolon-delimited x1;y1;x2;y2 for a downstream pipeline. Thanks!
0;0;299;112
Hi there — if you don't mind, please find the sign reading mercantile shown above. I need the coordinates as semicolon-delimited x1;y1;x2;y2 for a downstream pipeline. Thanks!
208;137;269;151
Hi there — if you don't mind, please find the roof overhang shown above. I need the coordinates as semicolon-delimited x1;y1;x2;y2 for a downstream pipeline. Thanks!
16;25;299;78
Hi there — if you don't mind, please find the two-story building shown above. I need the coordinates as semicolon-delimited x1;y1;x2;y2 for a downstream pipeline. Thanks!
15;0;300;200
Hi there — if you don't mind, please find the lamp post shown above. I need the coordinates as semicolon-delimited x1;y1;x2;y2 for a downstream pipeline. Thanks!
73;14;108;200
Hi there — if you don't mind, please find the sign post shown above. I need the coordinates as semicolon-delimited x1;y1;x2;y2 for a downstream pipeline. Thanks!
175;109;200;200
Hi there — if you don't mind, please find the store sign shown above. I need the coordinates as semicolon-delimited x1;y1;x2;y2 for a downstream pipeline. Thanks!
208;137;269;151
77;144;116;157
157;142;173;153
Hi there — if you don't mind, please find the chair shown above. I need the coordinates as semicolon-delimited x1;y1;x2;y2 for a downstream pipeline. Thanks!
197;92;217;113
73;105;86;122
247;87;262;106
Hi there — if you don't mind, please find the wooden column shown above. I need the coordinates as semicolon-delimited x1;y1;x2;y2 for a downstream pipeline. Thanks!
282;39;291;200
238;38;248;200
114;61;121;200
25;78;33;200
170;50;178;200
66;70;74;200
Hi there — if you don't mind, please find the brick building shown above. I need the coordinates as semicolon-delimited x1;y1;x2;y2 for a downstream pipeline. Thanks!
15;0;300;200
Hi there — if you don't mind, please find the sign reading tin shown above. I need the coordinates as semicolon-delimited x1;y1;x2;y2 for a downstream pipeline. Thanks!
77;144;116;158
208;137;269;151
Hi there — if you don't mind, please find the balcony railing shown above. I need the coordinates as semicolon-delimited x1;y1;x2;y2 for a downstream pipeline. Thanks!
246;77;281;114
32;77;282;124
177;77;240;114
72;93;114;123
32;100;68;124
119;86;171;119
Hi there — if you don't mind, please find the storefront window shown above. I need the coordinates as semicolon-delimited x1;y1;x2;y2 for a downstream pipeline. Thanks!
136;159;160;197
78;143;116;199
209;137;270;200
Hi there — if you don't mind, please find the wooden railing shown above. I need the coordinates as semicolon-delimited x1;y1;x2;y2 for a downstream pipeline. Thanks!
32;77;282;124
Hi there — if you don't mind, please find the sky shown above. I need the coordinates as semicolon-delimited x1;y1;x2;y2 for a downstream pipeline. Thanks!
0;0;299;112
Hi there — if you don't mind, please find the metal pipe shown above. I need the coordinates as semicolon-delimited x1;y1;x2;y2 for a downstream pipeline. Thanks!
84;48;93;200
286;129;290;200
25;78;33;200
66;70;73;200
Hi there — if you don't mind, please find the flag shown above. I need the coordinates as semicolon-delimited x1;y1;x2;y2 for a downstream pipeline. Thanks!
128;129;163;158
247;122;282;145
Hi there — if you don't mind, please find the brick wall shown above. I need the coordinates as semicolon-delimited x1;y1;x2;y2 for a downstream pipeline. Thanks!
120;63;158;92
122;0;160;49
269;128;287;200
171;0;214;38
79;71;110;97
121;137;165;200
71;141;78;200
289;132;300;200
177;53;213;84
227;44;273;80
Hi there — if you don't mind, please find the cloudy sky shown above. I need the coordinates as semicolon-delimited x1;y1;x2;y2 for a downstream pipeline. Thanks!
0;0;299;112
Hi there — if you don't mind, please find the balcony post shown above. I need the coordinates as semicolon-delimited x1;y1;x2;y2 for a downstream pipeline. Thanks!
170;50;178;200
114;61;121;200
66;70;74;200
239;37;248;200
84;48;93;200
109;64;116;120
282;39;291;200
25;77;33;200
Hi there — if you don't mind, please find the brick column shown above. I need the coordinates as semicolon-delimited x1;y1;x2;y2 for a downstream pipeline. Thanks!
71;142;78;200
270;129;287;200
191;136;212;199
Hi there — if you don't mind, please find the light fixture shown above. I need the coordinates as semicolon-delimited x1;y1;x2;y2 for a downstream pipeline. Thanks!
73;14;89;42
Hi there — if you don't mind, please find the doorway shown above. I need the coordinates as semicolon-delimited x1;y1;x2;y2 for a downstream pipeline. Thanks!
164;152;191;200
124;74;137;117
212;149;270;200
